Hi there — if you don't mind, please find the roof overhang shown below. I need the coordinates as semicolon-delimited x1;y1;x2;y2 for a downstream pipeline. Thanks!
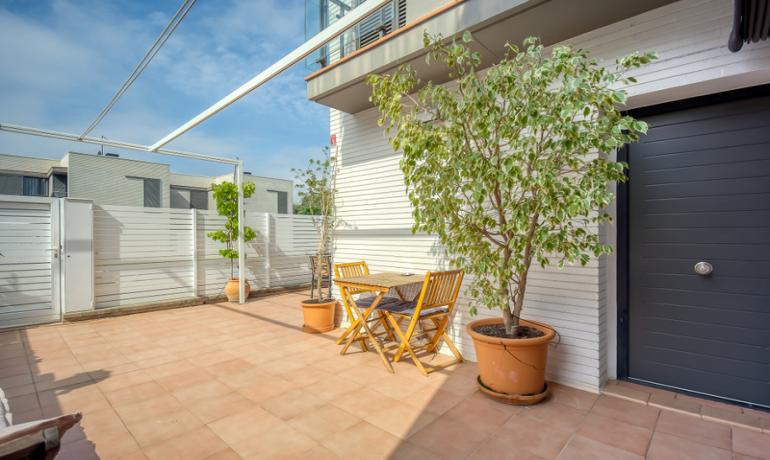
306;0;680;113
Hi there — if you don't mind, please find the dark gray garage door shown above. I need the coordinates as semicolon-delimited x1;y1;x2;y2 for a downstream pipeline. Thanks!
628;92;770;408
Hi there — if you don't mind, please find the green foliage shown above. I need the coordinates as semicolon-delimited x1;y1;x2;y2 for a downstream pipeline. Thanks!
293;147;338;300
368;34;655;332
207;181;257;278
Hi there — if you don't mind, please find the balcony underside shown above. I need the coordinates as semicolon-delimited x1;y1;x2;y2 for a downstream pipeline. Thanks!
306;0;678;113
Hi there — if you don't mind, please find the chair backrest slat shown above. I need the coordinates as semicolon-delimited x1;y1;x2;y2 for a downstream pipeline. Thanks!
415;269;464;314
334;261;370;295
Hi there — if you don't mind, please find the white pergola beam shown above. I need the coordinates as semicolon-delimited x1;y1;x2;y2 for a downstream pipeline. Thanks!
0;123;240;165
149;0;392;151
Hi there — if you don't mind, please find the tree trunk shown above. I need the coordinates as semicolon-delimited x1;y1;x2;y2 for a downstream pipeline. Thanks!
502;307;515;335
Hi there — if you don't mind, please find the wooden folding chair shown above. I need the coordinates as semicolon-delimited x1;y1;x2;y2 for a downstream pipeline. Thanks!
333;261;400;348
378;270;465;376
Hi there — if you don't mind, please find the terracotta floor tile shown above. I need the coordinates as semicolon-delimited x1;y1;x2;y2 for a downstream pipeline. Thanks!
520;399;587;432
201;448;241;460
443;391;518;435
104;381;168;406
398;386;465;415
703;405;765;431
577;413;653;457
302;444;341;460
557;434;643;460
89;428;143;460
141;426;229;460
655;409;732;450
207;406;282;445
0;372;33;389
590;395;660;429
321;420;401;460
287;403;361;442
647;431;731;460
123;409;203;448
113;394;186;424
364;400;437;439
2;383;36;398
261;386;328;420
497;414;576;459
388;442;442;460
7;393;41;413
467;434;548;460
648;391;701;415
407;417;490;460
187;391;257;424
171;379;232;403
236;374;295;402
56;438;101;460
733;427;770;460
97;369;154;393
155;368;213;392
550;383;600;411
329;387;401;419
230;421;318;459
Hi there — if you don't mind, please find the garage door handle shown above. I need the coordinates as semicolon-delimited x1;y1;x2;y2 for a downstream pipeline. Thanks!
694;261;713;276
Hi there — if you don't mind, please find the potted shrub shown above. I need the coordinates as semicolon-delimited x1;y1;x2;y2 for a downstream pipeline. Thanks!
294;148;339;333
368;34;654;403
208;181;257;302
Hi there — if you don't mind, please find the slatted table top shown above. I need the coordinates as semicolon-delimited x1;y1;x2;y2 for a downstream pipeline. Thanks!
334;272;423;289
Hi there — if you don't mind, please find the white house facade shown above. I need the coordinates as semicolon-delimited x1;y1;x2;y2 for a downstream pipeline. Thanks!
306;0;770;408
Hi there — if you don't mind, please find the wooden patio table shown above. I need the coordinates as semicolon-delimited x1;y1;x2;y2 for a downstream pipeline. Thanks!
335;272;422;373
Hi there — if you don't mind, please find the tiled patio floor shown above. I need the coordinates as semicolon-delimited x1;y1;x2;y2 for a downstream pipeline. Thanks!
1;291;769;459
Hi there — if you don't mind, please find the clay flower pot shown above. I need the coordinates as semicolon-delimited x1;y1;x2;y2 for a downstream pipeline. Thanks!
466;317;555;405
224;278;251;302
301;298;337;333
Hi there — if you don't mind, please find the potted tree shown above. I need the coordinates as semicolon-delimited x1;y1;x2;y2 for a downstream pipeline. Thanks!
208;181;257;302
294;147;339;333
368;34;654;403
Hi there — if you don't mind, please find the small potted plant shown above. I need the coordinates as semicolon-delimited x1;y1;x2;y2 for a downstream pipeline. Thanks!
294;147;339;333
208;181;257;302
369;33;654;403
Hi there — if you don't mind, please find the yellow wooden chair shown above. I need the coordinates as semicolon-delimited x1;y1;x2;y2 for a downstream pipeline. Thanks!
378;269;465;376
333;261;398;348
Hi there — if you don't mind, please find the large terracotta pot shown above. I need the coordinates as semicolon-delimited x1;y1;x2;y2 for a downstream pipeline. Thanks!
224;278;251;302
301;298;337;333
466;317;555;404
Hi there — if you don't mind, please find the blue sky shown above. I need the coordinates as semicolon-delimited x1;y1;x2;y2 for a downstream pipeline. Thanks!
0;0;329;179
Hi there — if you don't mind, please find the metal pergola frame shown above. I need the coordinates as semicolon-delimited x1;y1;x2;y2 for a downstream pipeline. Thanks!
0;0;389;305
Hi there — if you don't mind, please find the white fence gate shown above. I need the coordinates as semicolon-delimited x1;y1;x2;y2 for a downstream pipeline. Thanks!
0;197;60;328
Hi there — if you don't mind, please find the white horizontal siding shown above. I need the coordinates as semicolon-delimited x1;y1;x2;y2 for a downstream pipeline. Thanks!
93;206;319;307
93;205;195;308
329;0;770;391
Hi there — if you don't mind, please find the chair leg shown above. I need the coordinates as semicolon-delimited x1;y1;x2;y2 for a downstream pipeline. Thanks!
386;313;428;376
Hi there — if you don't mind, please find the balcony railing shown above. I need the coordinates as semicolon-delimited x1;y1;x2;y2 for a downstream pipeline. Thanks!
305;0;407;71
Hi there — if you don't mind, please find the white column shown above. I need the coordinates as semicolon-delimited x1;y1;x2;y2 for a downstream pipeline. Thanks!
236;161;246;304
191;209;198;298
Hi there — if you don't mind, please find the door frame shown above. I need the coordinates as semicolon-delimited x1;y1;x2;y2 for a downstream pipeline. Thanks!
616;83;770;385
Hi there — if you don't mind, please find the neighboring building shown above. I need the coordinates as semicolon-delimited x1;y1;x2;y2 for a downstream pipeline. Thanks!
305;0;770;408
0;151;293;213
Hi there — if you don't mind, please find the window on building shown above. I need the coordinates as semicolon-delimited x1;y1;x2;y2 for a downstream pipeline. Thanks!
170;187;208;210
190;189;208;210
51;174;67;198
0;174;22;195
268;189;289;214
23;176;48;196
143;178;161;207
